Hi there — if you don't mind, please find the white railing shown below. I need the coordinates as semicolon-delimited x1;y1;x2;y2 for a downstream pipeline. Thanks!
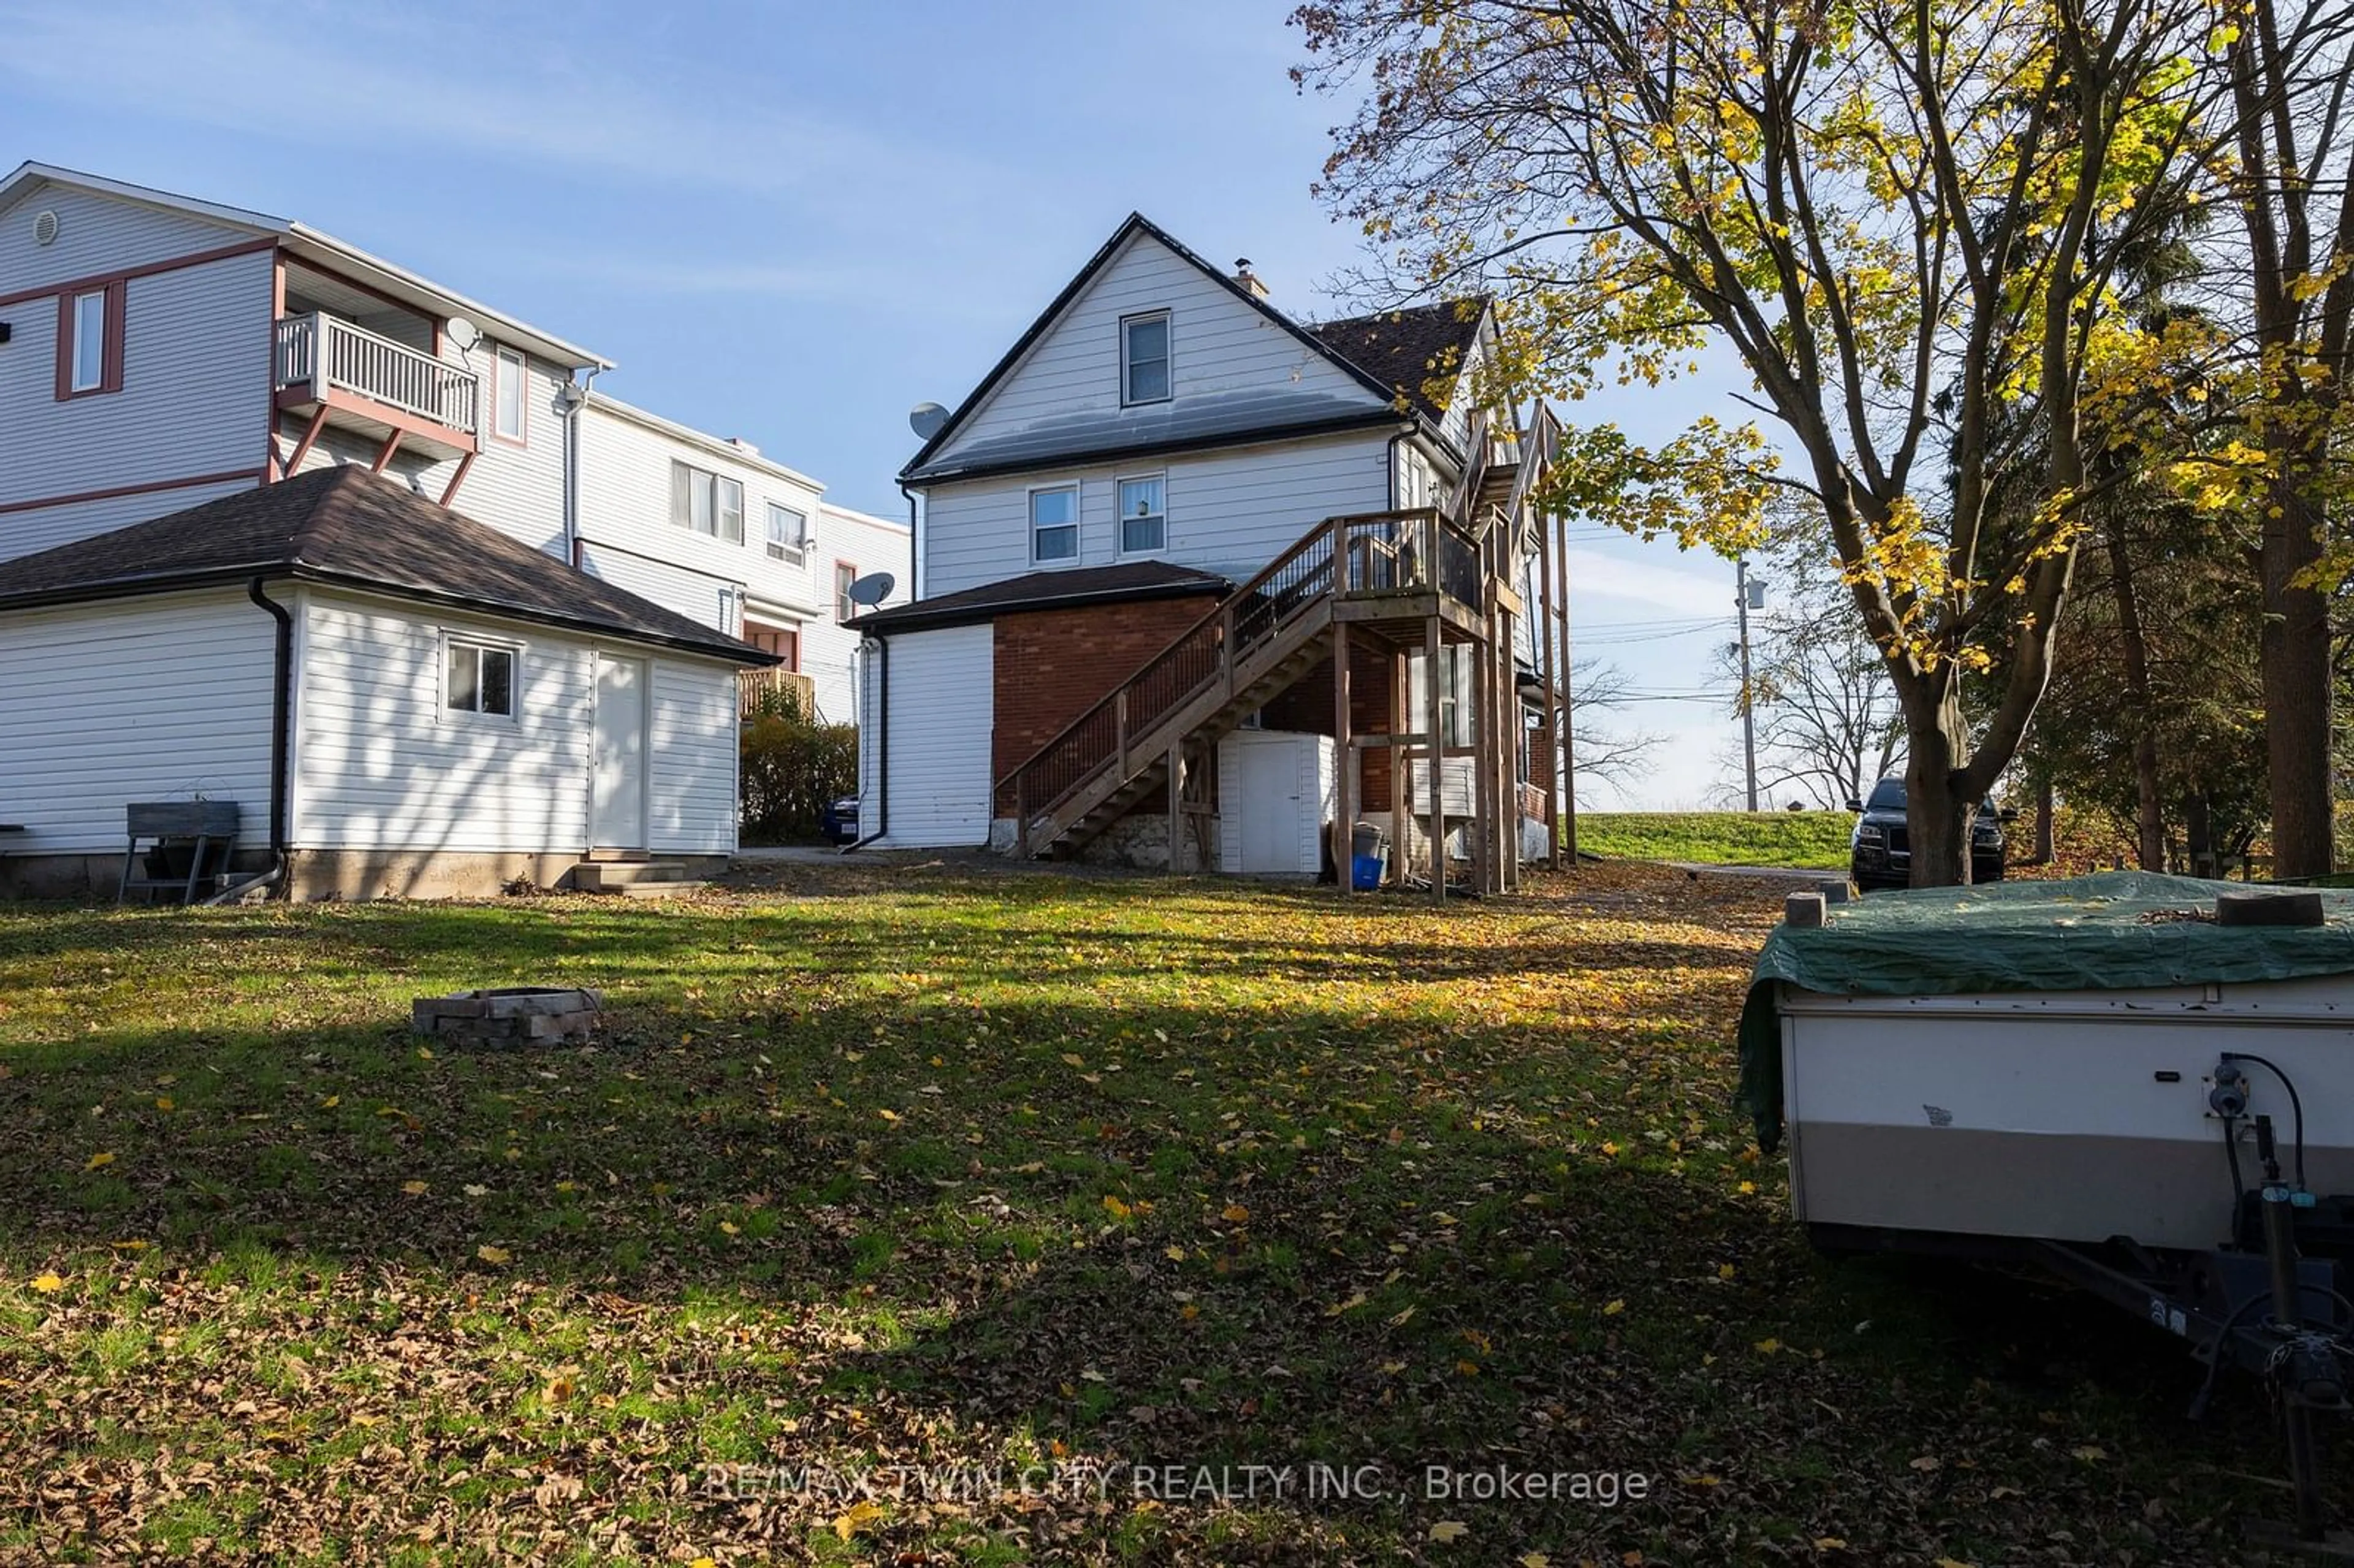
274;312;479;436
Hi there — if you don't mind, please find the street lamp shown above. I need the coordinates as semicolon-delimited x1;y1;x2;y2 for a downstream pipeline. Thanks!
1736;561;1767;812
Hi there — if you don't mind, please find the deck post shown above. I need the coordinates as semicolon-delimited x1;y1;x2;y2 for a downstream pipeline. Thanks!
1389;649;1408;887
1536;505;1561;869
1426;617;1446;902
1167;740;1184;875
1116;691;1129;783
1333;622;1352;892
1016;774;1029;860
1556;510;1577;864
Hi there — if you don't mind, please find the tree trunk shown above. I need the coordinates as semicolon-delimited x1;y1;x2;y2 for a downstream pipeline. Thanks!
2185;790;2214;879
2263;484;2334;879
1903;696;1975;886
2033;774;2057;866
2107;522;2166;870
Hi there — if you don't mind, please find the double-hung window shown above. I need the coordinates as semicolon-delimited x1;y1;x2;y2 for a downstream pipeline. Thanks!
835;562;859;620
766;503;808;566
1118;474;1165;555
446;637;518;718
671;462;745;544
493;345;527;443
1030;485;1079;564
1121;311;1170;405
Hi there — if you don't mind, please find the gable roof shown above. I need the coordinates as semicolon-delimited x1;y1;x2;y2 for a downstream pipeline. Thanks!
0;466;774;665
900;213;1429;486
0;162;611;370
1307;300;1488;424
845;560;1230;636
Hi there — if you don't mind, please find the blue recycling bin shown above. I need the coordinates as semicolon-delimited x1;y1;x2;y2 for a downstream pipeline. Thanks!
1350;852;1385;891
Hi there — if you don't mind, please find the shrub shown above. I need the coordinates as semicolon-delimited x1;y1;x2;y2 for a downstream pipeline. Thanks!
740;687;856;844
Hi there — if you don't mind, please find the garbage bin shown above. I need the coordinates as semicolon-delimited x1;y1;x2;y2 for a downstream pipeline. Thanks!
1350;821;1388;891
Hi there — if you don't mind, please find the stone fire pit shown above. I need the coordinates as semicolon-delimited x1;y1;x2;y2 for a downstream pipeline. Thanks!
411;987;604;1046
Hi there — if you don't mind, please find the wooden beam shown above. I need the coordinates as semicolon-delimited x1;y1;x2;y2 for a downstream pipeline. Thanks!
1557;510;1577;864
370;429;403;474
1389;649;1407;888
1536;508;1560;870
283;403;331;478
1426;617;1445;903
1333;622;1352;892
438;450;478;509
1167;742;1184;875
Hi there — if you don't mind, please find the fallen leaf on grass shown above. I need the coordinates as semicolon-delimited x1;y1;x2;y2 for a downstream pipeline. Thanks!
1429;1520;1469;1542
1221;1203;1251;1224
402;1180;429;1196
833;1499;886;1539
30;1272;63;1293
84;1151;114;1171
476;1245;512;1266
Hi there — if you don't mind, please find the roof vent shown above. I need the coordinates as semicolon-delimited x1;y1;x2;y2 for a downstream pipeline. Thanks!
32;209;58;246
1235;258;1268;300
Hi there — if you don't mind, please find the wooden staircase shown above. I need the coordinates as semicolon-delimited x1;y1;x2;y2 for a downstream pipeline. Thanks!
1000;506;1490;861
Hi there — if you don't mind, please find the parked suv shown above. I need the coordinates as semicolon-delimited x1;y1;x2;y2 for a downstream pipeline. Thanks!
1845;776;2011;891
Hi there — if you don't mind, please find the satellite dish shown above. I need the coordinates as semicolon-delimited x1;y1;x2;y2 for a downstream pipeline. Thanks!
908;402;951;441
444;315;481;352
845;571;896;608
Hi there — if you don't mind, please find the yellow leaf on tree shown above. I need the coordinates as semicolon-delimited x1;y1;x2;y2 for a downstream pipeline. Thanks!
30;1271;64;1293
85;1151;115;1171
476;1244;512;1266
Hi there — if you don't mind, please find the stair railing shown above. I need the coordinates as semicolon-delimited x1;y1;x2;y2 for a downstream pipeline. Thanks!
1002;519;1347;846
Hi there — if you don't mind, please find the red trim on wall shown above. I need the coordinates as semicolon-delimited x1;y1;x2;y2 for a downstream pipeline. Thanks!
0;235;277;310
0;468;264;517
53;280;126;401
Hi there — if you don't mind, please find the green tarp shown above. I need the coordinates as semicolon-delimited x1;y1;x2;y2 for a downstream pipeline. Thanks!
1737;872;2354;1152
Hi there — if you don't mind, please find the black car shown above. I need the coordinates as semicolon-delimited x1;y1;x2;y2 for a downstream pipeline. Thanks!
820;795;860;846
1844;776;2011;891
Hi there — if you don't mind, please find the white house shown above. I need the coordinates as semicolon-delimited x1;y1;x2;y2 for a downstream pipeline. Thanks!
851;213;1566;891
0;162;900;898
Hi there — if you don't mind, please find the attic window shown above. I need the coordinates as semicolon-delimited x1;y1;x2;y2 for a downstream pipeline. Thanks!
1121;311;1170;405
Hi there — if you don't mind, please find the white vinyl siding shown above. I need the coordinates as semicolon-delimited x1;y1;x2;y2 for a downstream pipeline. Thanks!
797;503;908;726
294;591;742;856
926;231;1384;468
0;248;272;557
923;428;1393;598
0;589;275;854
860;623;992;848
0;476;256;565
294;593;592;853
576;541;742;633
647;658;739;854
0;185;255;284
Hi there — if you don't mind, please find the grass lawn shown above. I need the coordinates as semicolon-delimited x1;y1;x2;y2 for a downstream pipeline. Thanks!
1578;812;1853;870
0;861;2315;1564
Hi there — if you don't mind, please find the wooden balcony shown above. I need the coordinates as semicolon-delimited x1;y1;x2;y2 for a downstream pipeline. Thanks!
740;666;818;720
273;312;479;462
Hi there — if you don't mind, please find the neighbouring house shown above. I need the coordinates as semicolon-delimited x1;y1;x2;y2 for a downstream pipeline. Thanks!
849;213;1570;892
0;161;905;898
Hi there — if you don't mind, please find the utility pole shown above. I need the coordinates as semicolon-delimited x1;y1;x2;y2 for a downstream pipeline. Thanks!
1737;557;1759;812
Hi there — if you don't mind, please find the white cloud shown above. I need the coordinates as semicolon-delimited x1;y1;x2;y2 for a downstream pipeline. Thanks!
1563;545;1731;618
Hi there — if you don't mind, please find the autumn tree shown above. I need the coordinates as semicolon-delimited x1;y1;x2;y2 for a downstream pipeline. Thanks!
1297;0;2215;883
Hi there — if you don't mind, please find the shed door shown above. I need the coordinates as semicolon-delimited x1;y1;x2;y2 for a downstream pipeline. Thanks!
1238;739;1304;873
592;653;649;850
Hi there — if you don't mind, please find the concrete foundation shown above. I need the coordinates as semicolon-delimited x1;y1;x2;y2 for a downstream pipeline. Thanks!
0;848;731;902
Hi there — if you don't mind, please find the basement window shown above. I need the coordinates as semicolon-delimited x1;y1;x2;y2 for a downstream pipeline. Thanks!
445;637;518;718
1121;311;1170;405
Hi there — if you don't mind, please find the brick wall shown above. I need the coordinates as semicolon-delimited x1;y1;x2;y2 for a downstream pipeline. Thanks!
991;595;1221;812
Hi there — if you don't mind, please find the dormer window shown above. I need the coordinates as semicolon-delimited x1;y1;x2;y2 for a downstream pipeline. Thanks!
1121;311;1170;405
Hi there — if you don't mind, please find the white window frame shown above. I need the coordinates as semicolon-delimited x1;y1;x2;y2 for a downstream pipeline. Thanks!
1028;482;1081;567
441;633;522;721
1120;310;1171;406
766;502;809;566
70;289;106;393
1115;471;1167;558
835;560;859;621
492;345;528;444
670;462;746;544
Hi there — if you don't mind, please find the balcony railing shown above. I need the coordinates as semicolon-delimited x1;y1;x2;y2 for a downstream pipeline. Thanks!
275;312;479;437
740;666;819;721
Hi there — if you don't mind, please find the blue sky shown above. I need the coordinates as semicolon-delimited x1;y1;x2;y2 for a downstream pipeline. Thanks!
0;0;1754;805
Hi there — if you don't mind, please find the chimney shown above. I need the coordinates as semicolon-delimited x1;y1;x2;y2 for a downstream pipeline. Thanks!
1235;257;1269;300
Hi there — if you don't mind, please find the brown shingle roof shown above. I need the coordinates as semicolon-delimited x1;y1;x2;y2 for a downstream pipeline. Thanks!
847;560;1230;635
1308;300;1489;422
0;465;774;664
